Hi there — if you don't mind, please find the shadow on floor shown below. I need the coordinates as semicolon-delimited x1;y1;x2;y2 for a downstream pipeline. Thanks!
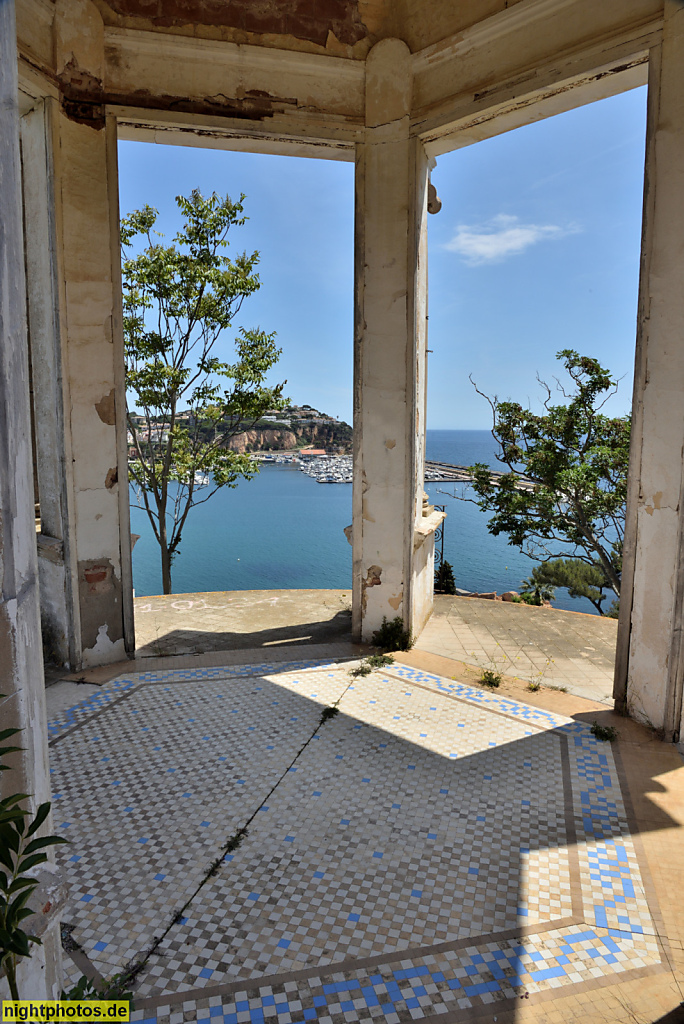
136;608;353;657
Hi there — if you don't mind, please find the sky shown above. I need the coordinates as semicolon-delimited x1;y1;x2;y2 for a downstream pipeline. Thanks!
118;84;647;430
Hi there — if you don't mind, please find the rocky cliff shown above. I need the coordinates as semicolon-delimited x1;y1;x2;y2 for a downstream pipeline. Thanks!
225;421;352;454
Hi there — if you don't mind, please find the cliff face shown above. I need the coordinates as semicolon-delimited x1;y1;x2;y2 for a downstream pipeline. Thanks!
226;429;297;453
225;422;352;453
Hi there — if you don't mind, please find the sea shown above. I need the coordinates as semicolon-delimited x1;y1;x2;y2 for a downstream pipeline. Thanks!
129;429;598;614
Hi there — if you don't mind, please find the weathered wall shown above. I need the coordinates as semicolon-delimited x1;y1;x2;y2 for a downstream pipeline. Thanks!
352;39;437;641
0;0;64;996
616;0;684;741
20;100;80;669
53;106;132;667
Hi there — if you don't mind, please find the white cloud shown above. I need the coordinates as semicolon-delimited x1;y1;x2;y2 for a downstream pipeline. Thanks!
444;213;579;265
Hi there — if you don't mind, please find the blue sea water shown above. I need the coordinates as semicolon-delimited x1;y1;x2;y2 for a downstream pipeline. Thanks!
130;429;597;613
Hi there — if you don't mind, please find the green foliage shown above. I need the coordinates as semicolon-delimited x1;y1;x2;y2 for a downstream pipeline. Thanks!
519;576;556;607
528;557;618;614
371;616;414;652
434;560;456;595
366;654;394;668
122;190;287;593
479;669;501;687
590;721;618;742
0;701;68;1001
61;970;134;1004
468;351;628;600
527;681;541;692
350;653;395;677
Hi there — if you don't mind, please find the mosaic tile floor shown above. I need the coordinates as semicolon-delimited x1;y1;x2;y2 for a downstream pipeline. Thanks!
48;658;666;1022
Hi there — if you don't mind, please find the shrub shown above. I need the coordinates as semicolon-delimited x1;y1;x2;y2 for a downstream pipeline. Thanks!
371;616;414;652
590;721;618;742
434;561;456;595
366;654;394;668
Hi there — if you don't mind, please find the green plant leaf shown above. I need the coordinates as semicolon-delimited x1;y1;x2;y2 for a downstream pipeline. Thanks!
26;802;52;837
22;835;69;856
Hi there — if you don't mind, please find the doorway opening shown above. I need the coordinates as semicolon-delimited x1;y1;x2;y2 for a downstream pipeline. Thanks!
423;86;648;703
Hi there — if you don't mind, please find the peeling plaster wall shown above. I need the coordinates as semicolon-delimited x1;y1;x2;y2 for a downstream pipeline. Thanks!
0;0;63;995
49;60;132;667
618;0;684;740
98;0;368;47
352;39;435;642
21;99;80;669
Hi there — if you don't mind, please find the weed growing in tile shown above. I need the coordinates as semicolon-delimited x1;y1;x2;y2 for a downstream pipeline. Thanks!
319;706;340;723
350;653;395;677
591;721;618;742
366;654;395;668
479;669;501;687
527;681;541;692
62;969;134;1005
371;616;414;652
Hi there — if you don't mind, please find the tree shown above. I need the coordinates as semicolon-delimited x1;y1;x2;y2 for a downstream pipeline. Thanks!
434;560;457;595
122;190;287;594
519;575;555;606
527;558;618;615
467;350;629;606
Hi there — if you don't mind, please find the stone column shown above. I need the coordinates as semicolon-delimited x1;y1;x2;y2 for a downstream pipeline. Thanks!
0;0;64;997
47;104;134;669
615;0;684;741
20;99;80;670
352;39;440;642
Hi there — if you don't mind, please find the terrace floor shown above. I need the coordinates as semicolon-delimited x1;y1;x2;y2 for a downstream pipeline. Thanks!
46;637;684;1024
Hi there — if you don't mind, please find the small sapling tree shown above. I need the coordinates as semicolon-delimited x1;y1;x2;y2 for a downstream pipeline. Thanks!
122;190;287;594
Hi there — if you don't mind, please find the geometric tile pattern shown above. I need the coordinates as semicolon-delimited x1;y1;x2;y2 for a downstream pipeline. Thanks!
47;660;663;1023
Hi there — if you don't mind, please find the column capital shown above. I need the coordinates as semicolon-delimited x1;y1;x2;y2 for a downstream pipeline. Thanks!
365;38;412;129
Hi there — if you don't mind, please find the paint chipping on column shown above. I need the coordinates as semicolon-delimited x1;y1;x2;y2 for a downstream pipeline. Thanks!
95;389;116;425
361;564;382;613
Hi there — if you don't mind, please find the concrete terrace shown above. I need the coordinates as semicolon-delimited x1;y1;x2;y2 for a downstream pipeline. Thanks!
132;592;617;706
46;644;684;1024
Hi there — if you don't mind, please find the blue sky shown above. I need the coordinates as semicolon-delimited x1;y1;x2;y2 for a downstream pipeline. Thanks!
118;84;647;429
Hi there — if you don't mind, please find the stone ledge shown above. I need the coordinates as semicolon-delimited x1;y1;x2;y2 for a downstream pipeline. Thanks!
413;508;446;548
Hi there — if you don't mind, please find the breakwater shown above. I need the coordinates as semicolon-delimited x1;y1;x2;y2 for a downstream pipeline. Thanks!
256;451;533;488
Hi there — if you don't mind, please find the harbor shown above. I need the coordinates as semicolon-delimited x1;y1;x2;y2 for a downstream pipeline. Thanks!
255;450;533;488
